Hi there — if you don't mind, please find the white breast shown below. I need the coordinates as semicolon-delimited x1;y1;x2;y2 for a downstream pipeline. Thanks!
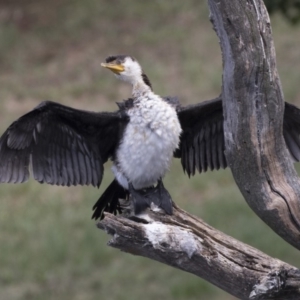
113;94;182;190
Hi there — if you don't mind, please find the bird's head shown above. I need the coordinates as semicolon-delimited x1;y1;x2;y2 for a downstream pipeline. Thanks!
101;55;152;90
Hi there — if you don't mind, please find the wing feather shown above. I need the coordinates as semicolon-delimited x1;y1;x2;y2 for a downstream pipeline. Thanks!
283;103;300;161
284;131;300;161
211;133;219;171
0;100;128;187
176;97;224;176
200;138;207;172
176;99;300;176
205;125;212;170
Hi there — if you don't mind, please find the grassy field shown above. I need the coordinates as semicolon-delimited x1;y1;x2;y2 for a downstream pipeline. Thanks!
0;1;300;299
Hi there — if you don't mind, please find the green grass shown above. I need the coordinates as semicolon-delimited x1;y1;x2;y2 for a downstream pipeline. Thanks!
0;1;300;300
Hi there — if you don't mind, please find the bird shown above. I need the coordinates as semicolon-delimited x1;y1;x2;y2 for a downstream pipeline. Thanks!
1;54;300;220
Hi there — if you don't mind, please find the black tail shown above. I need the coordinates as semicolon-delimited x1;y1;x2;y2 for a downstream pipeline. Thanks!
92;179;129;220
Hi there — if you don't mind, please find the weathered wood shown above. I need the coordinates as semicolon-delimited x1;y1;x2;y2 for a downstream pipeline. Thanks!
98;207;300;300
208;0;300;249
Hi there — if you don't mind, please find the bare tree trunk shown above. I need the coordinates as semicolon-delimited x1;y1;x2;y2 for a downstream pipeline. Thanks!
208;0;300;249
98;0;300;298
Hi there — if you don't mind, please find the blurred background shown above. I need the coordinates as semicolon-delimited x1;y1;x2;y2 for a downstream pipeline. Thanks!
0;1;300;299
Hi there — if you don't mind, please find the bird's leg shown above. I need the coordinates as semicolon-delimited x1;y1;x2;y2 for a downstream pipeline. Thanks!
128;183;151;214
156;179;173;215
128;180;173;216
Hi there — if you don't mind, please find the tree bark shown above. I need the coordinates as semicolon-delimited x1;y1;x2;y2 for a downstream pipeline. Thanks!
98;207;300;300
208;0;300;249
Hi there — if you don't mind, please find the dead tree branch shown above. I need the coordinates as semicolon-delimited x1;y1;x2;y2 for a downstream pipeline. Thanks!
98;207;300;299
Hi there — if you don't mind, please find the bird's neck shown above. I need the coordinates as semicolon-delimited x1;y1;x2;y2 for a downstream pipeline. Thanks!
132;80;152;99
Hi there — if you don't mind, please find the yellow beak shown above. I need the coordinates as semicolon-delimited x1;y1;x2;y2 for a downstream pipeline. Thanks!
101;62;125;74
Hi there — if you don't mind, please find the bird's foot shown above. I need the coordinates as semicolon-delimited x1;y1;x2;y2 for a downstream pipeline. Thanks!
128;180;173;215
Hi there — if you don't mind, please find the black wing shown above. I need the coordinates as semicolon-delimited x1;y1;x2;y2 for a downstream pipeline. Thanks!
175;98;300;177
0;101;129;186
283;102;300;161
175;97;225;176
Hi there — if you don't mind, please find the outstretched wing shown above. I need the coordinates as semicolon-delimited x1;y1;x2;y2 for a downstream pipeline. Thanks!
0;101;129;186
175;98;300;177
175;97;225;176
283;102;300;161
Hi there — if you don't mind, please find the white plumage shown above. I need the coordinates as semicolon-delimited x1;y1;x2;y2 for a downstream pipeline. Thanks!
104;55;182;189
114;92;182;189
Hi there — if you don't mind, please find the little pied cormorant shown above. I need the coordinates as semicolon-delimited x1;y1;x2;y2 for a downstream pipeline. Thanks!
1;54;300;220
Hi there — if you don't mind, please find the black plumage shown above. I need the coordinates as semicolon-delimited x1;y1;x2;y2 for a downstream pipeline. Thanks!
175;97;226;176
1;96;300;219
175;98;300;177
0;101;129;186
